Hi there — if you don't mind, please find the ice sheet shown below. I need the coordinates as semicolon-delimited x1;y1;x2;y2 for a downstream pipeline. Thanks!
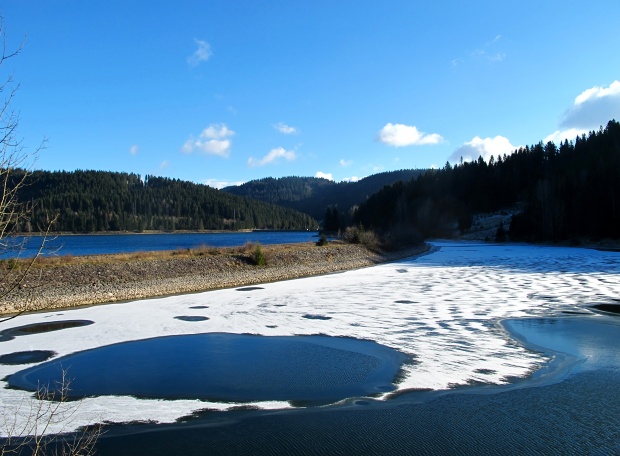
1;241;619;435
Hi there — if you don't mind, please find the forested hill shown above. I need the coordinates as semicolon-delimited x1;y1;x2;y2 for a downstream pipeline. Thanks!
222;169;427;223
354;120;620;242
14;171;317;233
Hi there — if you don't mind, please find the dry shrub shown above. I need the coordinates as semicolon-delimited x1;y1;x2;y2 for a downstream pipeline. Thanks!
342;226;380;251
237;242;257;255
381;223;423;250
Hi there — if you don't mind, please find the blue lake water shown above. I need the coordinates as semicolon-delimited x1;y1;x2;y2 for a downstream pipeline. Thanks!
89;317;620;455
8;334;407;405
8;316;620;455
93;369;620;455
7;231;317;258
503;317;620;375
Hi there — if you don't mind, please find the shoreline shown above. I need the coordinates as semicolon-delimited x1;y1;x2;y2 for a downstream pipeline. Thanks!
1;242;431;317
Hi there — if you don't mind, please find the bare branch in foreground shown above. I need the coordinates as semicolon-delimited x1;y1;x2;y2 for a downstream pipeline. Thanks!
1;371;102;456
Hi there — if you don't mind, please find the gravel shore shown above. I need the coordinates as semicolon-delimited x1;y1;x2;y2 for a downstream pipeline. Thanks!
2;242;430;316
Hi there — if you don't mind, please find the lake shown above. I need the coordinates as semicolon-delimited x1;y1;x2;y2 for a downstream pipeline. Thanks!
91;317;620;455
6;231;317;258
1;241;619;454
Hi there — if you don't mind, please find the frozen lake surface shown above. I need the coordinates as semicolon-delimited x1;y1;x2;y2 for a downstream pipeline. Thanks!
1;241;619;439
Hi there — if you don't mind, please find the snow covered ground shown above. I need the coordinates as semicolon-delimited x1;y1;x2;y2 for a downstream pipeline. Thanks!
1;241;619;435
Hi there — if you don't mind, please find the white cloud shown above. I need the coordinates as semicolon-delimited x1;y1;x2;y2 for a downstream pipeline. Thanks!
315;171;333;181
543;128;588;144
342;176;360;183
129;145;139;155
182;124;234;158
560;80;620;130
159;160;170;170
247;147;297;167
273;122;299;134
448;135;517;164
574;80;620;105
203;124;234;139
187;39;212;67
203;179;245;190
378;123;444;147
339;159;353;167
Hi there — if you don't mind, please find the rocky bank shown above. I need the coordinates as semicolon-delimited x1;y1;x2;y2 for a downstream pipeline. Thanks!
1;242;429;316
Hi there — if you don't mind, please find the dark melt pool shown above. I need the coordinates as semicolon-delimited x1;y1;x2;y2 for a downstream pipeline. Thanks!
590;303;620;315
0;320;94;342
0;350;56;365
174;316;210;322
8;333;408;405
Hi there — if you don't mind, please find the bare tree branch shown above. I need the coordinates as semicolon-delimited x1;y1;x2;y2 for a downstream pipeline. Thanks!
0;14;102;455
0;12;53;322
1;371;102;455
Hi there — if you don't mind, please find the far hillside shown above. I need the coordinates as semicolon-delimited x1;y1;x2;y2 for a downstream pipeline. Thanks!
13;171;317;233
222;169;427;226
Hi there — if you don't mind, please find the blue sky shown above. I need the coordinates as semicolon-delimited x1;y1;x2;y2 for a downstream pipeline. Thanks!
2;1;620;188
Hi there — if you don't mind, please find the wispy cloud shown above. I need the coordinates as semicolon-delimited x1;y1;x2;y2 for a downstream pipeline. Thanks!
471;49;506;62
379;123;443;147
203;178;245;189
273;122;299;134
453;35;506;66
448;135;517;164
247;147;297;167
129;145;139;155
315;171;333;181
187;39;212;67
182;123;234;158
339;159;353;167
159;160;170;170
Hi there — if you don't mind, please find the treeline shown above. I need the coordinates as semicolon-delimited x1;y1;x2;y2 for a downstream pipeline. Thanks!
354;120;620;242
13;170;317;233
223;169;427;223
10;121;619;239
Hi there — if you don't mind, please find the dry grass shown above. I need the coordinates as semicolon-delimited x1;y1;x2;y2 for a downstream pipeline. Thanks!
1;241;332;270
